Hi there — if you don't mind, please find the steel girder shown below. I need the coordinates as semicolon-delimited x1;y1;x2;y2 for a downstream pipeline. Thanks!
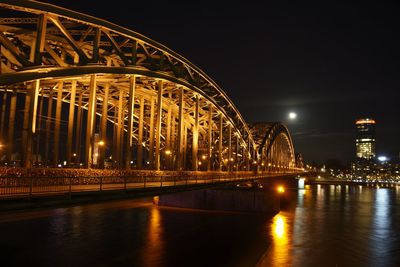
0;0;298;171
0;0;253;148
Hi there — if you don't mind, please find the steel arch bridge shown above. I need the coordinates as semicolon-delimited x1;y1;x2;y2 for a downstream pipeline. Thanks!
0;0;299;173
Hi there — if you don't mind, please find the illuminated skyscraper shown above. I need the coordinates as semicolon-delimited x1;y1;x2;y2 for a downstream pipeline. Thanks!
355;118;376;160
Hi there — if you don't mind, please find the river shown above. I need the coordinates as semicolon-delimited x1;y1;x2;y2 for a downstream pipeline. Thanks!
0;184;399;267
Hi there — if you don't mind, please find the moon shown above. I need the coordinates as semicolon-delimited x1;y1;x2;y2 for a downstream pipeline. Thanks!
289;112;297;120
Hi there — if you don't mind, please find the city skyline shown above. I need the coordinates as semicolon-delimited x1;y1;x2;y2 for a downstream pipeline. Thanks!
41;0;400;164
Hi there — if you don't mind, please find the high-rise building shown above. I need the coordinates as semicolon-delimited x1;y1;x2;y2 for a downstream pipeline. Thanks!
355;118;376;160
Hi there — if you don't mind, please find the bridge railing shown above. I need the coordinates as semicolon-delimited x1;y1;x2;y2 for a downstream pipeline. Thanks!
0;171;292;200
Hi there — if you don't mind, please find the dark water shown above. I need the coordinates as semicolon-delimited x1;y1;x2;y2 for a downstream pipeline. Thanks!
1;185;400;267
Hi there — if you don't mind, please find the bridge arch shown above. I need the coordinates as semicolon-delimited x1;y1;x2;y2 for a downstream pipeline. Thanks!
0;0;297;173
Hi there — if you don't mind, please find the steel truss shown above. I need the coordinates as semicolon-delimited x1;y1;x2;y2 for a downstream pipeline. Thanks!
0;0;299;172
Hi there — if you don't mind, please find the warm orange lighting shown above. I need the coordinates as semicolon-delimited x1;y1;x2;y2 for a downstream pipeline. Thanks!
277;186;285;193
356;119;376;125
274;215;285;238
165;150;171;155
198;161;202;166
98;140;105;146
202;155;207;160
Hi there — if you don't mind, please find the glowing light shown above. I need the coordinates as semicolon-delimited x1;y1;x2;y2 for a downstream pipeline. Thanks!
377;156;388;162
356;119;375;124
277;186;285;193
274;215;285;238
202;155;207;160
98;140;105;146
165;150;171;155
288;112;297;120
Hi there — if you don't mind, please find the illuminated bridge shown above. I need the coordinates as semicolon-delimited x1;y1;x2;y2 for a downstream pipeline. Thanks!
0;1;302;197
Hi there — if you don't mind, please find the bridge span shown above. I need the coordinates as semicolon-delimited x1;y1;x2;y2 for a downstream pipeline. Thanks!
0;0;303;200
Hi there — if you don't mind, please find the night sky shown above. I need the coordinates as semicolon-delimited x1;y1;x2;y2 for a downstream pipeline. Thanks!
41;0;400;165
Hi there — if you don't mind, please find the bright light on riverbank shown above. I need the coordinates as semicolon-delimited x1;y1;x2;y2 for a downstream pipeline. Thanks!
277;186;285;193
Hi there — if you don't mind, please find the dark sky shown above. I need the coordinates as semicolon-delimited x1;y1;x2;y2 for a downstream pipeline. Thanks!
41;0;400;165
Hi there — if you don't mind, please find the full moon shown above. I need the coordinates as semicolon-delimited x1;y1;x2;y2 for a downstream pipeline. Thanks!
289;112;297;120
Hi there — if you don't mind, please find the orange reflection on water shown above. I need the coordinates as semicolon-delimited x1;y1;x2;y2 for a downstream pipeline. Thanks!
141;206;164;267
266;213;292;267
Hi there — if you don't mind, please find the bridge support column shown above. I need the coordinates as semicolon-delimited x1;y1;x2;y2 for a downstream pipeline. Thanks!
44;88;52;165
7;92;16;163
207;104;213;171
218;114;223;171
192;95;199;171
23;80;40;168
54;82;63;166
165;104;172;170
125;75;136;169
228;124;232;172
137;97;144;169
85;74;97;168
0;92;6;139
22;89;31;166
67;80;77;166
155;80;163;170
235;134;239;172
75;91;83;164
117;89;124;168
99;84;109;169
35;89;44;165
177;87;184;170
149;97;155;168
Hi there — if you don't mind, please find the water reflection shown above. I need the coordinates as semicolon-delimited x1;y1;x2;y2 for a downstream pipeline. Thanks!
141;206;164;267
265;213;291;267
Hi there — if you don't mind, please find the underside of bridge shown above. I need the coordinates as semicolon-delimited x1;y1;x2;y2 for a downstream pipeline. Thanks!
0;0;301;173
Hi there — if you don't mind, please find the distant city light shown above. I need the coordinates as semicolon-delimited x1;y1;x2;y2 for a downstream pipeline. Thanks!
288;112;297;120
378;156;388;162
